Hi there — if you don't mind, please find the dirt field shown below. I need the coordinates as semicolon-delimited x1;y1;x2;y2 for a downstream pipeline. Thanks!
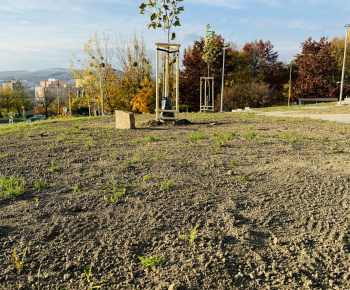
1;109;350;289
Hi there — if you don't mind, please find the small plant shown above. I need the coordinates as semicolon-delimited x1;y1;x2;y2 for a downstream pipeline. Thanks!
0;174;26;197
71;128;78;135
34;180;46;190
213;131;236;147
13;247;27;269
179;225;198;243
332;148;344;154
57;133;68;141
49;161;62;172
160;179;173;191
98;132;110;139
143;174;152;181
138;255;164;269
178;158;191;166
145;135;156;143
239;173;250;181
72;185;79;192
47;144;56;151
243;128;258;140
0;153;9;158
153;151;168;160
84;264;93;283
278;133;298;142
188;132;205;143
85;141;94;150
114;167;120;173
230;160;238;166
131;154;141;164
124;158;131;168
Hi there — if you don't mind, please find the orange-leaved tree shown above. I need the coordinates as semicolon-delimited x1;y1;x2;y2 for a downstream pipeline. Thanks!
131;77;155;114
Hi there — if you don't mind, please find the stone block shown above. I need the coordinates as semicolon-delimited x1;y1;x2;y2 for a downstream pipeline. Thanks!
115;110;135;129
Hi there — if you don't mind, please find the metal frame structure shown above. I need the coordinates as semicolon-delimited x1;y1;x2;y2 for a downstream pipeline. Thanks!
155;43;181;121
200;77;214;112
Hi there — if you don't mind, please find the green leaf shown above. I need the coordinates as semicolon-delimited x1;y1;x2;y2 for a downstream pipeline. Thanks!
139;3;147;9
173;20;181;27
171;32;176;40
140;9;146;14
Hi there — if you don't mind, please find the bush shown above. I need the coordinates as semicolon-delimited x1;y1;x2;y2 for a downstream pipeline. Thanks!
216;82;279;111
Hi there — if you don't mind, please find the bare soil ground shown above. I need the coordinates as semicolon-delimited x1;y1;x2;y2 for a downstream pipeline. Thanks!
1;110;350;289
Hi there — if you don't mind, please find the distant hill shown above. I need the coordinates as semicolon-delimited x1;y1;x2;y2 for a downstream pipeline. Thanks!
0;68;124;88
0;68;75;88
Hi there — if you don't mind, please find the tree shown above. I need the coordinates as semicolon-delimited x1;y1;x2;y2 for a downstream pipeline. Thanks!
139;0;184;44
131;77;156;114
0;81;32;116
331;36;350;96
293;37;338;100
70;32;114;116
180;36;227;111
36;88;59;117
202;24;221;77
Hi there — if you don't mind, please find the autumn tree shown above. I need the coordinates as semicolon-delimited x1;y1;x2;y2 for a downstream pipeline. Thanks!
293;37;338;100
131;77;156;114
70;32;115;115
114;32;152;110
0;81;32;116
36;88;58;117
331;36;350;96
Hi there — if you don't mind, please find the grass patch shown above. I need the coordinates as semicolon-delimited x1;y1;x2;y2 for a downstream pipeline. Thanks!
243;127;258;140
0;174;26;197
213;131;236;147
160;179;173;191
49;161;62;172
34;180;47;190
138;255;164;269
278;133;299;142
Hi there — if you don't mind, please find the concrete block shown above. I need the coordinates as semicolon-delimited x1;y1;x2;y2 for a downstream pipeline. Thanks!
115;110;135;129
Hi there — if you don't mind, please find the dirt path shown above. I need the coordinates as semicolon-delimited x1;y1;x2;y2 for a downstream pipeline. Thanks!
252;105;350;123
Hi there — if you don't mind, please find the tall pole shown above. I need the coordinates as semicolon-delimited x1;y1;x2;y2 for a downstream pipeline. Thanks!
57;86;59;116
339;24;350;105
69;89;71;114
220;47;228;112
99;72;104;116
288;60;293;106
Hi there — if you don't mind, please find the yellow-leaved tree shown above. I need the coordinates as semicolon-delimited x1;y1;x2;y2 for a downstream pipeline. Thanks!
131;77;155;114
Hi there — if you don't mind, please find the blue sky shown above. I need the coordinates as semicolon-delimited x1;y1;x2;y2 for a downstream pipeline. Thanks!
0;0;349;71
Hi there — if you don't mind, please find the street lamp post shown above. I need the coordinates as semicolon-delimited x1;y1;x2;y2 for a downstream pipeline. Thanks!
220;46;229;113
288;60;295;106
99;72;105;116
339;24;350;105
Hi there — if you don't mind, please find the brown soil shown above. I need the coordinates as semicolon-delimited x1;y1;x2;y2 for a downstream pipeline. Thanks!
1;112;350;289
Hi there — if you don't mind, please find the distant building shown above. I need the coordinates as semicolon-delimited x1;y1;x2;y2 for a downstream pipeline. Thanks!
40;78;67;88
3;79;29;91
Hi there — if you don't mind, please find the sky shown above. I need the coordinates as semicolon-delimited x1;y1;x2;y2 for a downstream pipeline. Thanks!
0;0;350;72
